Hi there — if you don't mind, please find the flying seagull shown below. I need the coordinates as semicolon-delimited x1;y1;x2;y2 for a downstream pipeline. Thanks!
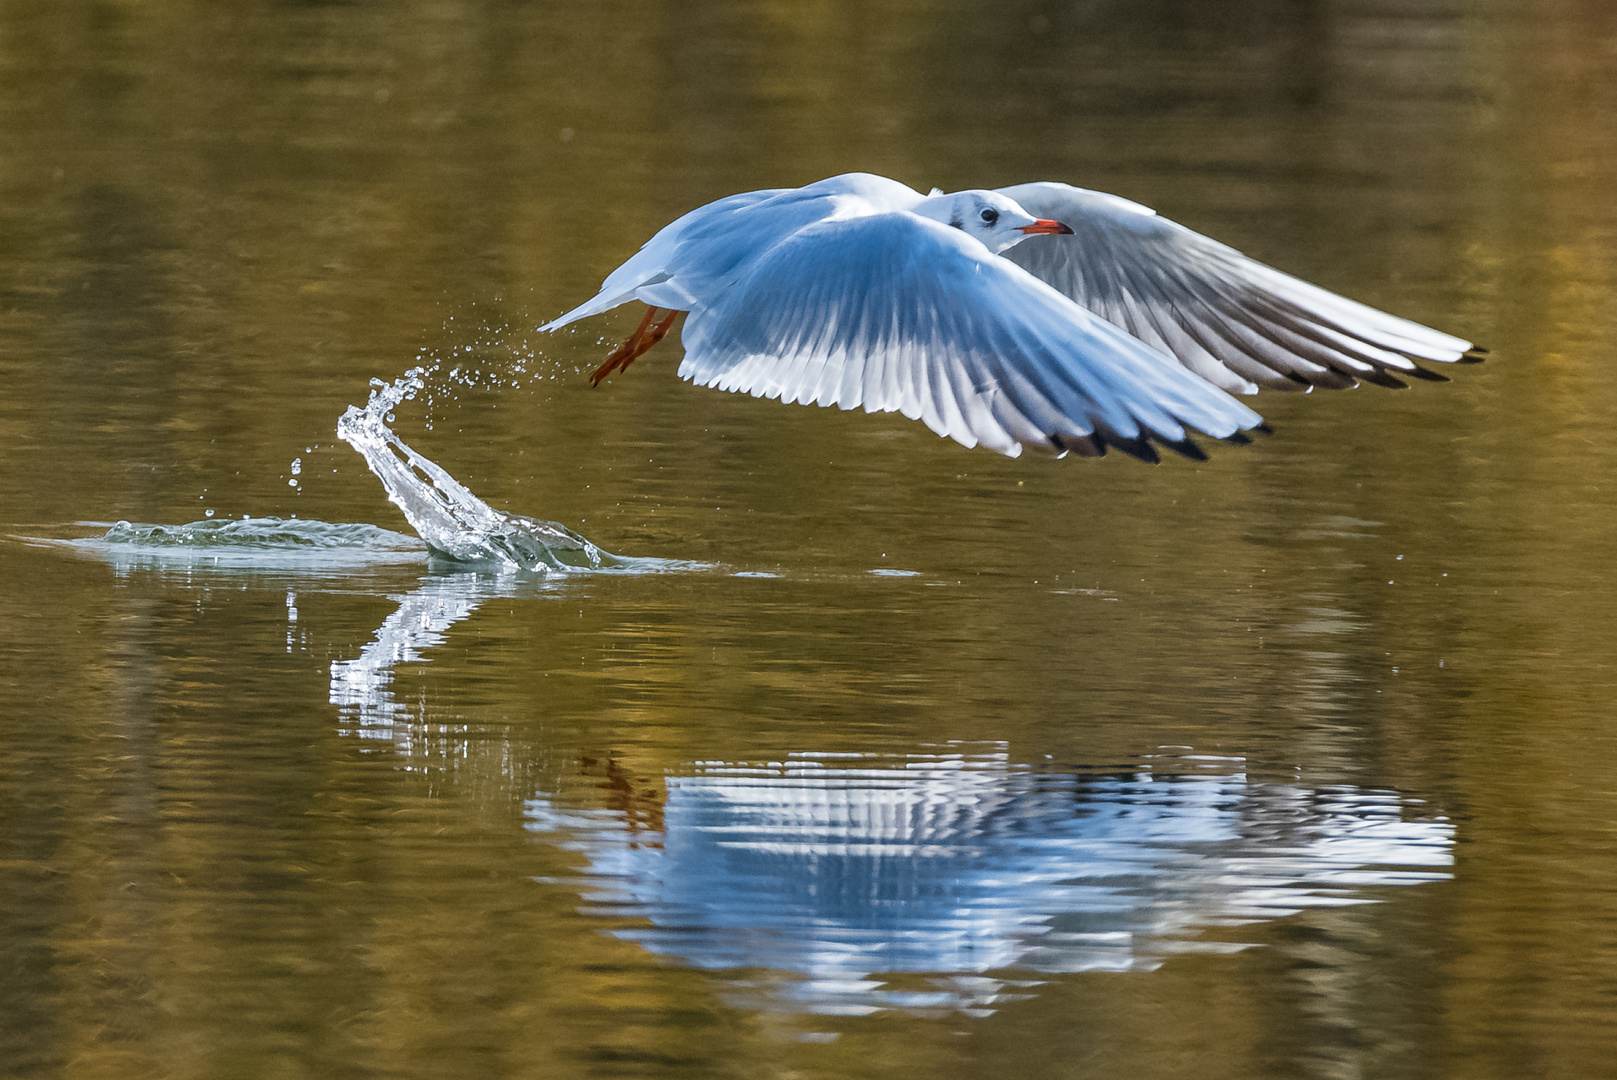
540;173;1480;462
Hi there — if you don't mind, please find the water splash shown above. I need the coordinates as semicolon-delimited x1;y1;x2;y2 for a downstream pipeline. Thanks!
398;304;574;431
29;516;427;574
337;369;618;573
100;517;417;551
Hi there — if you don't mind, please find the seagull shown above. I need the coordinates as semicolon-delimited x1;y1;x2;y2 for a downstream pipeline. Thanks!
540;173;1480;462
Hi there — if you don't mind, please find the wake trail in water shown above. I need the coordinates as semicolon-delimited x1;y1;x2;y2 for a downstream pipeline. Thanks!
28;338;695;577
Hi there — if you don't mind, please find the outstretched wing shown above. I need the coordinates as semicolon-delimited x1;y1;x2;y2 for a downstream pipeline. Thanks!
541;174;928;331
998;182;1480;395
676;212;1263;461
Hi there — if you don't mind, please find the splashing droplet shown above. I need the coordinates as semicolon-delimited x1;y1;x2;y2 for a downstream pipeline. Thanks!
336;376;618;572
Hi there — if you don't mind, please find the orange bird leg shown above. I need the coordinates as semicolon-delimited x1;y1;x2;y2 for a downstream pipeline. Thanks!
590;306;681;386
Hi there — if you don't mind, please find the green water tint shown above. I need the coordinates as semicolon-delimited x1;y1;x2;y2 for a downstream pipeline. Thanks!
101;517;421;551
32;517;429;574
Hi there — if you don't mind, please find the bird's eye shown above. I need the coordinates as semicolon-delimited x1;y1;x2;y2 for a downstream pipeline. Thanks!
980;208;1000;225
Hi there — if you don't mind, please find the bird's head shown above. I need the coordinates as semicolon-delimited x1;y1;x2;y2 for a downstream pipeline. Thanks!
913;189;1073;254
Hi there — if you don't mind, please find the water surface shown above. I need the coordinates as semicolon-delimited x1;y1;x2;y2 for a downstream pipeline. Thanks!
3;2;1616;1078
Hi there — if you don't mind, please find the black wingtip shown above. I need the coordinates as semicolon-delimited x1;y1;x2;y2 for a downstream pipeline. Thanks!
1460;346;1489;363
1058;429;1232;464
1360;370;1410;390
1095;430;1216;464
1409;364;1451;382
1092;431;1161;464
1253;423;1275;437
1050;433;1105;458
1156;433;1208;462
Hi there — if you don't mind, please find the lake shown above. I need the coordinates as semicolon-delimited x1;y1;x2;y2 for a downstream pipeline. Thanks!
2;1;1615;1077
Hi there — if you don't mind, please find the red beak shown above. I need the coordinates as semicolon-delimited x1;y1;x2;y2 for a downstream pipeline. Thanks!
1018;218;1075;236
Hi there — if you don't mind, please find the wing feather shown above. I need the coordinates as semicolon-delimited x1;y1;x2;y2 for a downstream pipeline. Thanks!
678;213;1261;459
998;182;1477;392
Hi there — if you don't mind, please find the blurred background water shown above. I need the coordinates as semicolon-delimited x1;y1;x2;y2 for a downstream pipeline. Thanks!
2;1;1615;1077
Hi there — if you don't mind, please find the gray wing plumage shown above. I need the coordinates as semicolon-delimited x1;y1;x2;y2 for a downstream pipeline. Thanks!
677;212;1263;461
998;182;1481;395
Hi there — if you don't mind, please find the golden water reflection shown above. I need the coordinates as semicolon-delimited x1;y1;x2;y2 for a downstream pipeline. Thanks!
3;0;1617;1077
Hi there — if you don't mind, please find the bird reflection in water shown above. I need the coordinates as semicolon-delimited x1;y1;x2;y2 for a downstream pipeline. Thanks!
309;539;1452;1020
527;750;1453;1017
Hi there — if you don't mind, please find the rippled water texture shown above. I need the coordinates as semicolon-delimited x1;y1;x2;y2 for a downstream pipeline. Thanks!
3;2;1616;1078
